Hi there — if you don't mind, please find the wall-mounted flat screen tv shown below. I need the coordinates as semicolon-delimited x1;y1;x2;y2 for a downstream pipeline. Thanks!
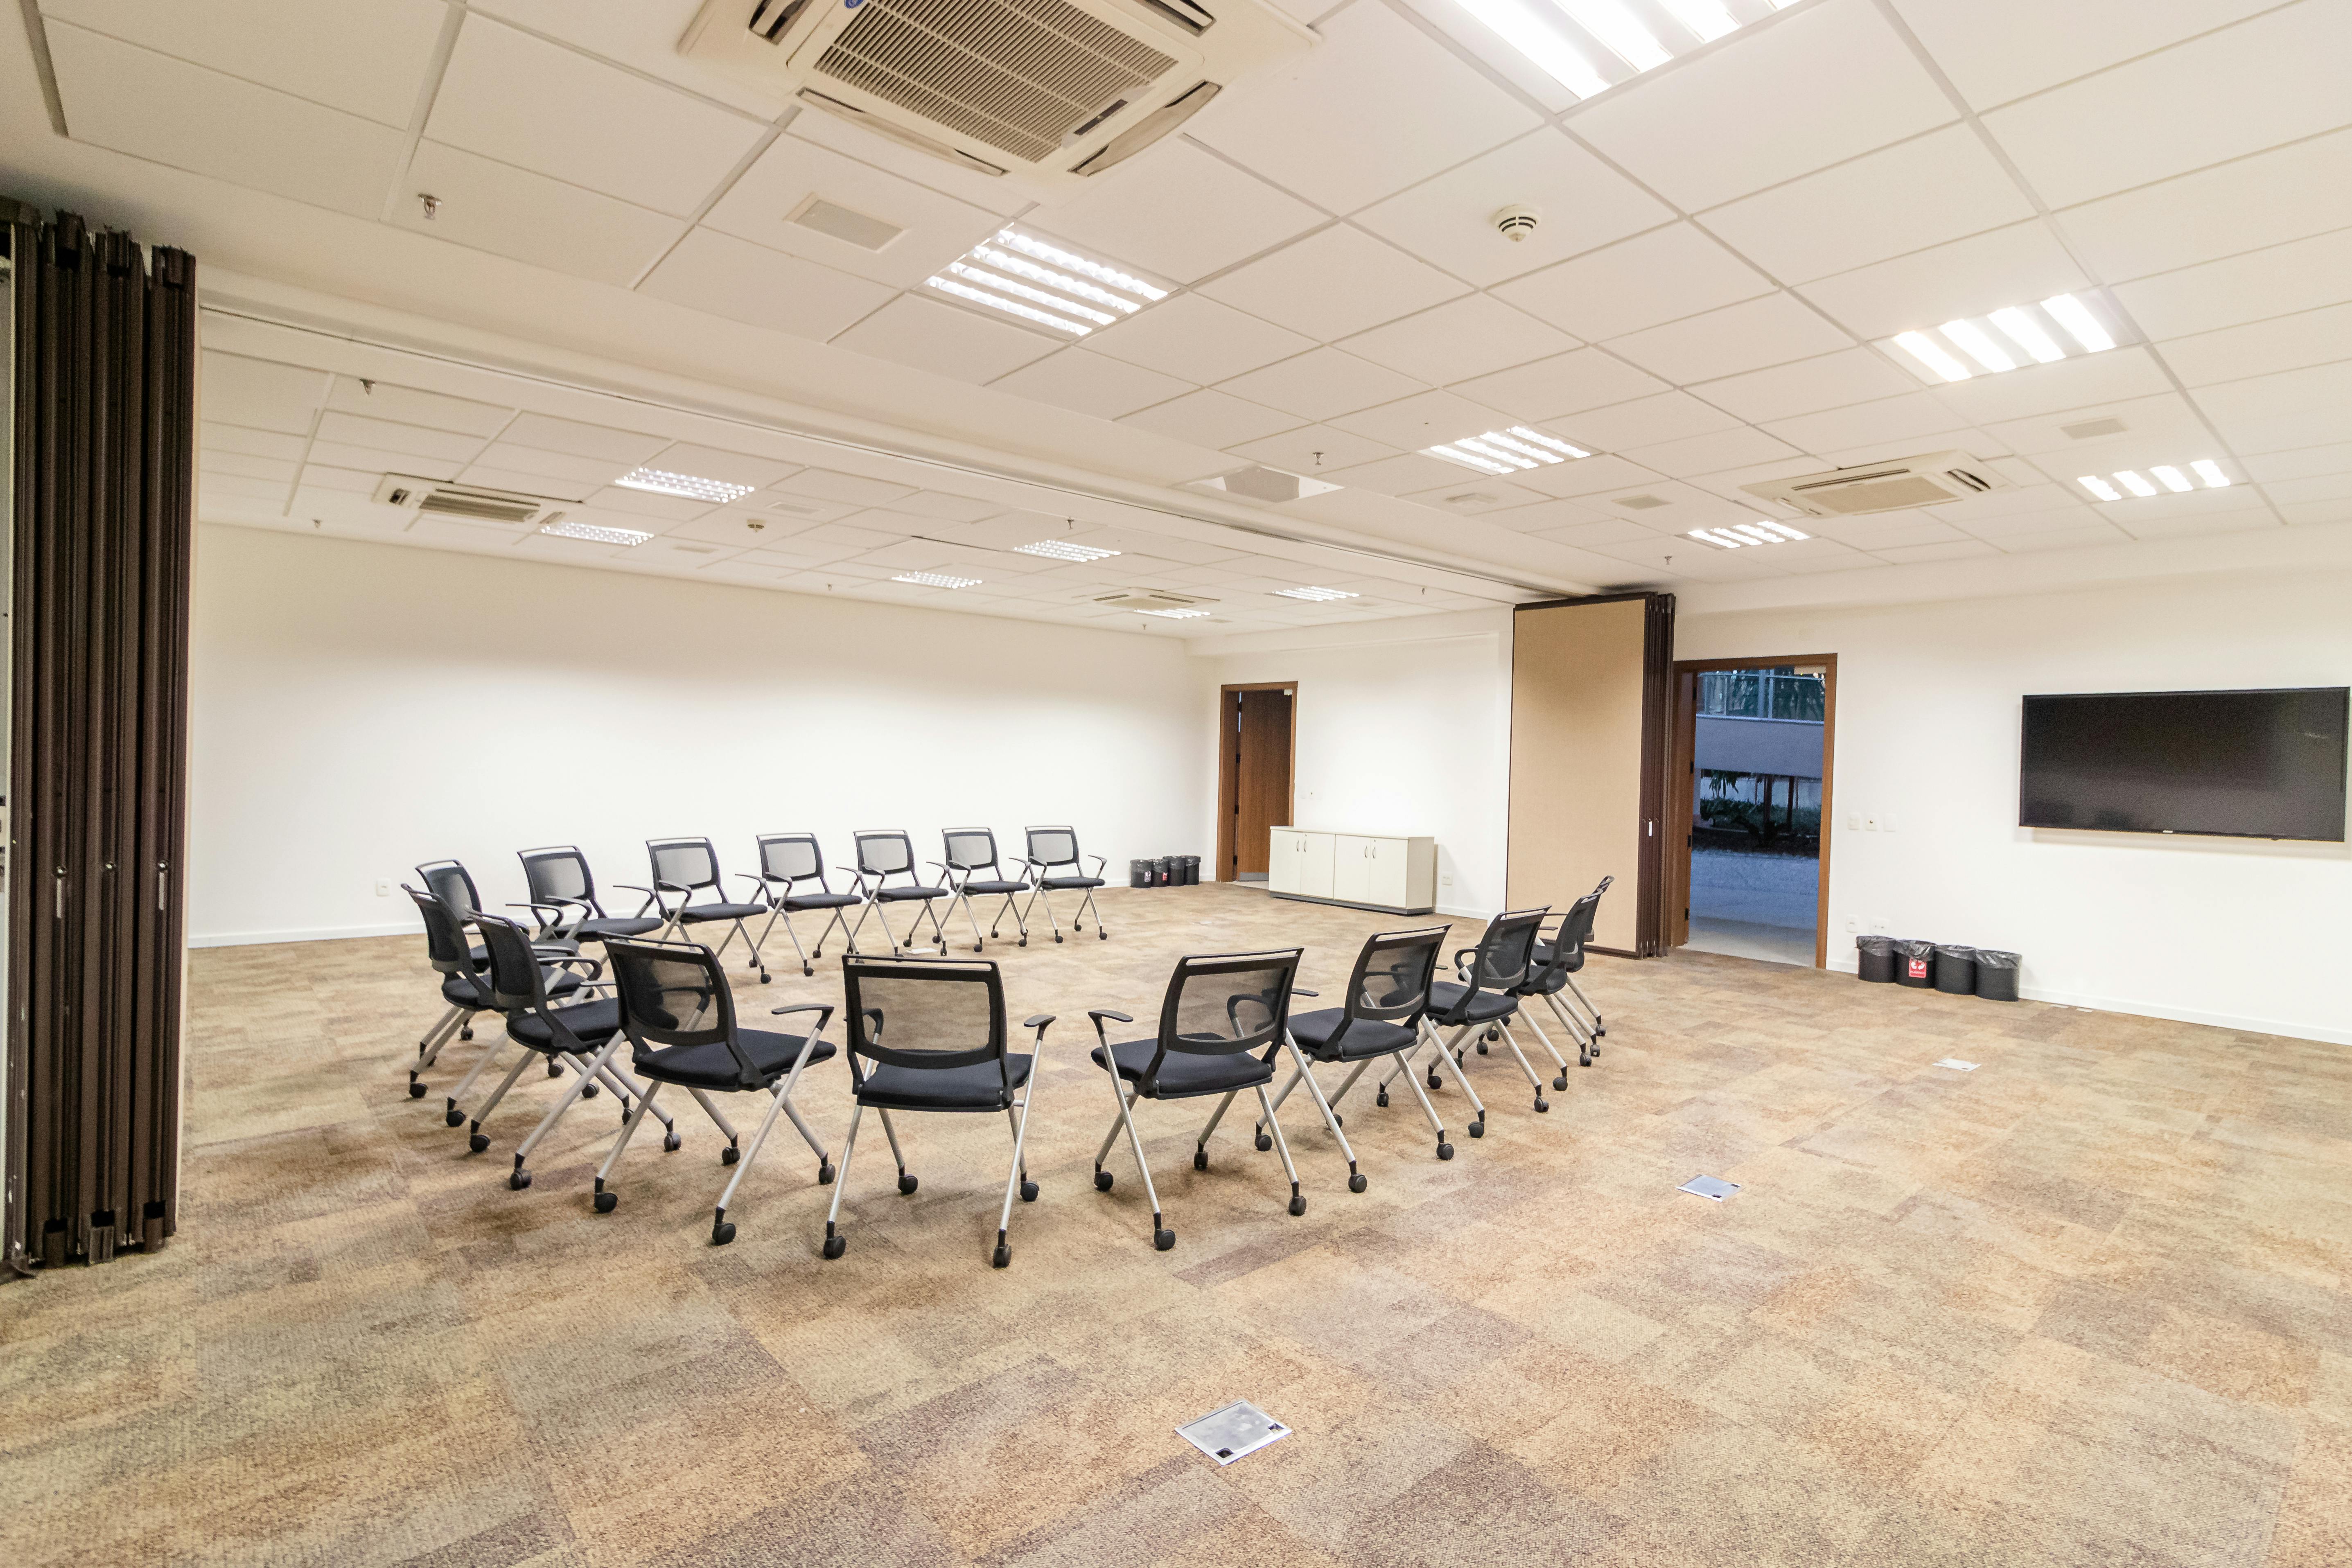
2019;687;2349;841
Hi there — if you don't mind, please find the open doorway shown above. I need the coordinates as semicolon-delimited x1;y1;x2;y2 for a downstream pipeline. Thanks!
1217;683;1294;882
1667;657;1835;967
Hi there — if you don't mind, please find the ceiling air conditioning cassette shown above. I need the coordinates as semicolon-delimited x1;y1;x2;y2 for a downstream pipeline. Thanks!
371;475;566;527
1740;451;2013;518
679;0;1315;195
1091;589;1214;611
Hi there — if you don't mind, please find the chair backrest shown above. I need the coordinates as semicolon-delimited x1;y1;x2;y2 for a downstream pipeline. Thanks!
1529;877;1611;990
472;910;552;1017
518;845;595;908
1463;907;1550;995
854;830;916;881
648;838;721;896
605;937;761;1086
841;956;1011;1100
757;833;826;888
405;884;476;976
1339;926;1449;1026
415;859;480;920
1132;950;1302;1091
1025;825;1079;869
942;828;998;874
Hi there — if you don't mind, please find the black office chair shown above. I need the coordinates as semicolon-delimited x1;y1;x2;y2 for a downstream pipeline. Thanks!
406;886;589;1111
822;956;1053;1269
459;912;675;1187
743;833;867;978
598;936;840;1246
1388;907;1551;1135
847;830;952;960
416;857;581;959
1018;825;1106;943
941;828;1032;951
1515;878;1612;1081
515;845;666;946
1259;925;1454;1174
644;837;772;976
1086;949;1308;1251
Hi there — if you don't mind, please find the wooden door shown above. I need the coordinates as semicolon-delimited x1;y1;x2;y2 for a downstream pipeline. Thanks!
1221;684;1294;879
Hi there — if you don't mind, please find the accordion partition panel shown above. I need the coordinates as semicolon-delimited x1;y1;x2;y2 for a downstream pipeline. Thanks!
3;210;195;1272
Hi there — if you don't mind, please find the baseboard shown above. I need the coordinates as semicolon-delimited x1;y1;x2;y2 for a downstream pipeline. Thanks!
190;921;415;948
1822;955;2345;1046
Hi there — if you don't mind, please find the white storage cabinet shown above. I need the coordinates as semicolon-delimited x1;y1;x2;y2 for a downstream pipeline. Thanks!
1265;829;1437;914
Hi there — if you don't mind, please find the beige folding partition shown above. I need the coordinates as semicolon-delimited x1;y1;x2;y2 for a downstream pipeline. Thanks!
1506;593;1673;957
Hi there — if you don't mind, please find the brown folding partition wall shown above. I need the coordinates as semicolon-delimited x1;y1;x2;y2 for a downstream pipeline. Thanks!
1505;592;1675;958
3;210;196;1272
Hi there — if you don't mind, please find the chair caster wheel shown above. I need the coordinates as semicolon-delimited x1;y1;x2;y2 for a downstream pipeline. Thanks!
662;1132;682;1153
1053;934;1063;944
802;965;813;978
972;945;982;953
468;1133;489;1154
1535;1098;1549;1113
1094;1169;1113;1191
721;1144;740;1165
582;1081;600;1099
408;1081;425;1099
1288;1195;1307;1217
1153;1228;1175;1251
761;974;772;985
509;1169;531;1190
1554;1075;1569;1090
818;1162;835;1184
898;1173;918;1195
1019;937;1027;947
712;1221;736;1245
992;1243;1011;1268
1097;931;1107;941
1437;1142;1454;1160
460;1027;473;1041
546;1060;563;1078
1469;1120;1485;1138
1428;1074;1442;1090
1254;1133;1271;1152
823;1236;845;1260
1476;1041;1488;1055
445;1109;464;1128
1193;1149;1208;1171
1020;1179;1039;1202
1349;1173;1368;1193
1376;1090;1390;1108
593;1191;617;1213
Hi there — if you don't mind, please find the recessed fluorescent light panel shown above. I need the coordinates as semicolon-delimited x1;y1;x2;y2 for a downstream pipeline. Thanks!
1688;519;1807;549
614;467;756;505
891;571;982;588
1451;0;1780;99
2077;461;2230;500
540;520;652;546
1013;539;1121;562
1271;586;1359;602
1891;293;2123;384
925;228;1167;338
1427;426;1591;473
1138;606;1212;618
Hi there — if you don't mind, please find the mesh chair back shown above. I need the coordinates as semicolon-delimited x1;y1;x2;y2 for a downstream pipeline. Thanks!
416;860;481;920
1465;907;1549;994
842;957;1007;1090
649;838;720;893
758;833;823;885
855;831;915;879
1157;950;1301;1058
606;938;763;1087
406;885;475;974
1026;826;1078;868
472;911;551;1015
1530;878;1611;990
942;829;997;873
518;846;592;905
1342;926;1449;1025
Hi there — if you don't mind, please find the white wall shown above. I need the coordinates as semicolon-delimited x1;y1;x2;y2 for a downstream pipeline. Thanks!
189;525;1208;944
1199;612;1513;916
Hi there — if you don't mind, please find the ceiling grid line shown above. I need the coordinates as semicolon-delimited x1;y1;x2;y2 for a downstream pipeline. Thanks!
375;2;467;224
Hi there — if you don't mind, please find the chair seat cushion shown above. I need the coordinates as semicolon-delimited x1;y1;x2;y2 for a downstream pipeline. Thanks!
1427;981;1518;1024
467;938;580;962
1089;1038;1274;1098
1530;941;1584;974
674;901;767;923
874;886;948;902
575;916;664;941
957;879;1027;896
442;968;580;1008
1041;876;1104;890
1288;1008;1416;1062
782;892;861;911
509;997;622;1051
635;1028;837;1090
856;1053;1032;1111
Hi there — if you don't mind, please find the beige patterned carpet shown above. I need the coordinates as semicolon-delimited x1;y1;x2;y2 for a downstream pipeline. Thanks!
2;882;2346;1566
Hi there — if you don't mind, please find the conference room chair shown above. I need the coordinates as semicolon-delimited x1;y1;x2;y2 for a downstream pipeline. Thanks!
1515;877;1613;1076
744;832;867;977
404;885;588;1108
598;936;840;1247
515;845;666;946
940;827;1033;950
846;830;953;960
416;857;581;959
644;837;772;976
1257;925;1454;1174
1087;948;1309;1251
457;911;676;1188
1389;907;1551;1133
822;956;1053;1269
1018;824;1108;943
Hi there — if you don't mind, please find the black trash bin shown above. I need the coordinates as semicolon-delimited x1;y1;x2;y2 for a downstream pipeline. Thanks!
1155;856;1177;887
1180;854;1200;886
1892;939;1937;988
1856;935;1896;984
1974;949;2020;1002
1934;944;1977;995
1130;858;1153;889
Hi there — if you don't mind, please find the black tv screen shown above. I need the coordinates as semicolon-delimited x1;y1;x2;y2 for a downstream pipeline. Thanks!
2020;688;2349;841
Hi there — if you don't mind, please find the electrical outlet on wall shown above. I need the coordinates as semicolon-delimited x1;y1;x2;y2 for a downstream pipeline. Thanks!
1440;874;1453;887
1845;812;1859;830
1882;812;1899;833
375;879;390;897
1864;816;1880;832
1869;917;1890;934
1844;916;1857;932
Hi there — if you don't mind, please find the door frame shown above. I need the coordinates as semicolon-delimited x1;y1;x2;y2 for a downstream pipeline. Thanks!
1215;681;1296;883
1668;654;1837;968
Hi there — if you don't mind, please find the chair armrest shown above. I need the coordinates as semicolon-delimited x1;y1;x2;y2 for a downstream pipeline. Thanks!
1024;1013;1057;1039
770;1002;837;1028
1085;1008;1131;1042
615;882;663;916
1086;855;1106;876
1291;988;1318;998
833;867;871;893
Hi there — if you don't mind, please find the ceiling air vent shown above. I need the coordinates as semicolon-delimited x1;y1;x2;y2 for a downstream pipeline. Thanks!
1740;451;2013;518
2061;417;2128;440
1190;466;1341;504
371;475;564;527
788;196;903;251
1091;589;1214;611
679;0;1313;196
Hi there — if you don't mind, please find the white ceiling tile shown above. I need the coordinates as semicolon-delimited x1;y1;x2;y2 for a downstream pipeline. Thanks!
1868;539;2004;565
1803;512;1968;550
1478;498;1610;534
1689;349;1921;423
309;442;458;480
294;465;383;496
2241;442;2352;485
986;350;1196;421
773;469;919;506
779;99;1026;214
1021;138;1323;283
1569;0;1956;210
201;423;310;463
42;0;446;126
1506;453;1666;499
2105;507;2278;543
313;411;486;463
1189;0;1541;213
1215;348;1428;422
502;414;668;465
1314;452;1475;497
637;228;897;342
1449;348;1669;422
1620;426;1801;480
427;16;763;219
829;296;1060;384
1352;129;1675;286
46;23;406;219
467;0;788;116
1758;392;1973;456
2193;361;2352;456
642;444;802;490
2278;497;2352;528
197;472;296;505
1795;221;2089;341
1976;390;2211;456
467;442;625;487
1086;294;1315;384
1118;389;1302;450
702;136;1007;287
1325;389;1514;451
201;353;330;435
395;141;686;286
1980;4;2352;210
583;485;711;522
1698;125;2039;285
325;379;512;438
1553;392;1742;453
1531;517;1657;548
2058;130;2352;283
201;451;300;485
1400;479;1550;514
2158;303;2352;389
457;465;596;502
1196;226;1469;341
1929;347;2175;425
1338;296;1580;388
1493;224;1775;340
1887;0;2280;112
1990;523;2132;553
1603;293;1853;386
1924;482;2092;526
889;492;1003;523
1952;505;2105;539
2115;228;2352;343
2090;486;2280;528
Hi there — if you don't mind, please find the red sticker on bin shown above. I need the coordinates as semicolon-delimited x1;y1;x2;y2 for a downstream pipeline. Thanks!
1907;958;1929;978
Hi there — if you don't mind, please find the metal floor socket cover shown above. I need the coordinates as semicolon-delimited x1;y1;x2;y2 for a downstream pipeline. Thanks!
1679;1175;1740;1201
1934;1058;1979;1072
1178;1401;1289;1465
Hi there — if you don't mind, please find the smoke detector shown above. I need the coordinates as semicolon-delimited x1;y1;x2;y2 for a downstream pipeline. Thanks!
1492;204;1540;242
